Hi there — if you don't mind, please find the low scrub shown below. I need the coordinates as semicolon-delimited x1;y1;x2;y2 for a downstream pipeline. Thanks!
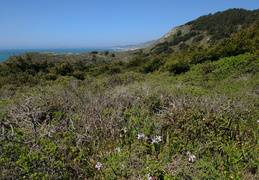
0;51;258;179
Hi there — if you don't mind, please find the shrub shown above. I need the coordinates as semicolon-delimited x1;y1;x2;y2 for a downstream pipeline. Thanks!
168;61;190;75
55;62;74;76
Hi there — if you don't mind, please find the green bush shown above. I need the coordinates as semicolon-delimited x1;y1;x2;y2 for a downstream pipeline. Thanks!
55;62;74;76
168;61;190;74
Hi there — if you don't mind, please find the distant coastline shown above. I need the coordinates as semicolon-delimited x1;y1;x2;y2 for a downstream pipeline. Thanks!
0;48;124;63
112;40;155;51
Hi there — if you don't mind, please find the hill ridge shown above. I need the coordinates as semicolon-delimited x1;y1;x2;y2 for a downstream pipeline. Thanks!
146;8;259;54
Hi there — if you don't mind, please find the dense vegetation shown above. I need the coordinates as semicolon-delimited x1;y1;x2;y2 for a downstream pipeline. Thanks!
149;8;259;54
187;8;259;41
0;10;258;179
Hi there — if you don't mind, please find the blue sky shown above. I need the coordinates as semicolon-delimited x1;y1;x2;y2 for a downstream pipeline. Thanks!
0;0;258;49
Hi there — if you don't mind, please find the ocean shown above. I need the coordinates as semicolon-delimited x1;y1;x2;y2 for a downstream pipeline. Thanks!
0;48;123;63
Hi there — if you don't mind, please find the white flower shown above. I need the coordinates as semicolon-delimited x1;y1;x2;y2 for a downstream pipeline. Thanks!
137;133;148;140
152;135;162;144
137;133;145;139
155;135;162;142
187;151;196;162
95;162;102;171
122;127;127;133
151;139;158;144
188;155;196;162
116;147;121;152
146;173;153;180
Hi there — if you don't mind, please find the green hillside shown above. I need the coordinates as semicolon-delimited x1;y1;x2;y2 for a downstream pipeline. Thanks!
0;9;258;179
147;8;259;54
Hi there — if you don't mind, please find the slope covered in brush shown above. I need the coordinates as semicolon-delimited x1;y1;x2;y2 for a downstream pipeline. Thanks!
126;20;259;74
0;20;258;87
0;53;258;179
147;8;259;54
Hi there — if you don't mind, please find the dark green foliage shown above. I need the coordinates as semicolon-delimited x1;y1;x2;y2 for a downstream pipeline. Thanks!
111;53;115;57
5;55;49;75
207;21;258;62
55;62;74;76
177;30;182;36
151;31;200;54
91;51;98;54
187;8;259;42
0;55;52;86
149;8;259;56
89;65;109;76
168;61;190;74
91;55;97;62
179;43;189;50
44;73;58;81
193;34;204;43
74;59;90;71
151;41;174;55
126;56;148;68
72;71;85;80
108;67;122;75
133;49;148;56
169;31;199;46
189;21;259;64
144;93;163;113
141;57;165;73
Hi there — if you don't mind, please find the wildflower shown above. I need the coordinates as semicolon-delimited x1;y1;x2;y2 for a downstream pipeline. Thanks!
155;135;162;142
95;162;102;171
151;135;162;144
122;127;127;133
186;151;196;162
116;147;121;152
151;138;158;144
188;155;196;162
137;133;148;140
137;133;145;139
146;173;153;180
